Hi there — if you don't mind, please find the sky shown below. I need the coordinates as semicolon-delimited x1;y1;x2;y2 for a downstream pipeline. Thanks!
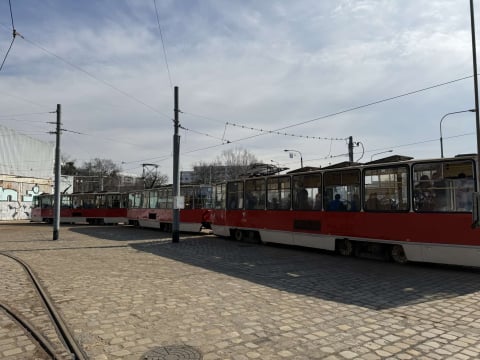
1;0;479;181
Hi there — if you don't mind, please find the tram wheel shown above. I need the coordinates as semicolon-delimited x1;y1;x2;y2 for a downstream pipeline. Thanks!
233;229;244;241
390;245;408;264
337;239;354;256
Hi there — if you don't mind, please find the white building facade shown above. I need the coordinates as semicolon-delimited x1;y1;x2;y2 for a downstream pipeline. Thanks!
0;126;55;220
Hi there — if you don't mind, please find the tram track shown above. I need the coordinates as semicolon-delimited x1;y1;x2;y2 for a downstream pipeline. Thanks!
0;252;87;360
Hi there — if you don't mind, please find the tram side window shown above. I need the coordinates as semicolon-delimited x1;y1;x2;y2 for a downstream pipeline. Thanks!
112;194;121;208
324;170;360;211
129;192;142;208
33;196;41;208
41;196;54;208
157;189;167;208
245;178;266;210
166;188;173;209
413;160;475;212
196;185;213;209
364;166;409;211
148;190;159;209
267;176;291;210
61;195;72;208
95;195;106;208
214;184;226;209
105;194;121;208
83;195;95;208
227;181;244;210
181;187;194;209
292;174;322;210
71;196;81;208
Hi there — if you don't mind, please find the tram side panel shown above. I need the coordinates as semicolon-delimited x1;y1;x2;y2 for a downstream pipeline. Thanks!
211;155;480;268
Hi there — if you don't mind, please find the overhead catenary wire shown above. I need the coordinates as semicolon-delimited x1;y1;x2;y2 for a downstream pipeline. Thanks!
1;3;475;166
184;75;473;143
153;0;173;90
179;124;230;143
0;0;21;72
160;74;474;167
0;111;52;118
224;121;346;141
17;35;170;119
0;88;49;108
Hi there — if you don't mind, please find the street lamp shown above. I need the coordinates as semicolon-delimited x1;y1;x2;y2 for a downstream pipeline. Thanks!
370;150;393;161
284;149;303;168
439;109;476;158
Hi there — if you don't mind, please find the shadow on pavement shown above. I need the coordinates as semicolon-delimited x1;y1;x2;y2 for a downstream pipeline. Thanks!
69;224;172;241
129;234;480;310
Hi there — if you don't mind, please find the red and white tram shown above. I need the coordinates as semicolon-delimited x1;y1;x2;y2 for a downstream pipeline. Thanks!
32;185;213;232
211;154;480;267
31;192;128;224
126;184;213;232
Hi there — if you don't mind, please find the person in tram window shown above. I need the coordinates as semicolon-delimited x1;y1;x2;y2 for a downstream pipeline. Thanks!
245;191;257;210
313;191;322;210
414;175;434;211
350;194;360;211
296;187;309;209
431;172;448;211
328;194;346;211
455;173;474;211
365;192;379;210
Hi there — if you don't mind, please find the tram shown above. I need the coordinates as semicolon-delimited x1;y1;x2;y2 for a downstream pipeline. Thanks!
31;185;213;232
126;184;213;232
211;154;480;267
31;192;128;224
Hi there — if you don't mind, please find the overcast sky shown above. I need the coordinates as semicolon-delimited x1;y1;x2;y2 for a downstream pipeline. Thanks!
1;0;479;180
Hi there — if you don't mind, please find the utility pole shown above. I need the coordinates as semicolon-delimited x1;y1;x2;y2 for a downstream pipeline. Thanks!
348;136;354;162
469;0;480;227
172;86;180;243
53;104;61;240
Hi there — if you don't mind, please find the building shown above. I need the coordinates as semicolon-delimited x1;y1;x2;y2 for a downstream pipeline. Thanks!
0;125;55;220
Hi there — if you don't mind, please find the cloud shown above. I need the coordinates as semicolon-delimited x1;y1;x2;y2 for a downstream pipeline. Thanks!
0;0;479;180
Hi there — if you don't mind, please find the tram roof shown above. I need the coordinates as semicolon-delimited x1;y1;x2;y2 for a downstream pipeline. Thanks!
365;155;413;165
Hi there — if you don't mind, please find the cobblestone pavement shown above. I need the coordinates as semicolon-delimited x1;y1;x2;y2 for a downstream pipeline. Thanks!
1;222;479;360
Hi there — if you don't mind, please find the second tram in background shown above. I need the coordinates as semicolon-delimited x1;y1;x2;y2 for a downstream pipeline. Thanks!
211;154;480;268
31;192;128;224
127;184;212;232
32;184;213;232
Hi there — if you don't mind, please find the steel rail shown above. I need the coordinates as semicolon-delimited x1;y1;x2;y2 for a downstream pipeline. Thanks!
0;252;87;360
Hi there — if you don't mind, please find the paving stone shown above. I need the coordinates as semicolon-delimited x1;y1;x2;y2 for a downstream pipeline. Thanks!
1;222;480;359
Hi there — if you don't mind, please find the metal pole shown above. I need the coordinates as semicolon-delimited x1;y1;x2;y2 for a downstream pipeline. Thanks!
370;150;393;161
469;0;480;227
284;149;303;168
348;136;353;162
470;0;480;192
439;110;475;158
53;104;61;240
172;86;180;243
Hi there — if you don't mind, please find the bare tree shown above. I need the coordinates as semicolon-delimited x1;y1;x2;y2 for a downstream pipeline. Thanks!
76;158;122;192
218;148;258;180
61;154;77;175
193;148;258;183
144;173;169;188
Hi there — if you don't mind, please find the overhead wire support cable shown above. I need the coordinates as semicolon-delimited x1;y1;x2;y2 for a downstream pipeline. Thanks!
0;0;22;72
183;75;474;147
179;125;230;143
8;0;15;29
225;121;346;141
17;35;170;119
278;75;475;131
153;0;173;89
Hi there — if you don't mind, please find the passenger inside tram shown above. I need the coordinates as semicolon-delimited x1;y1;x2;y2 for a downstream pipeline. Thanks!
327;194;346;211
